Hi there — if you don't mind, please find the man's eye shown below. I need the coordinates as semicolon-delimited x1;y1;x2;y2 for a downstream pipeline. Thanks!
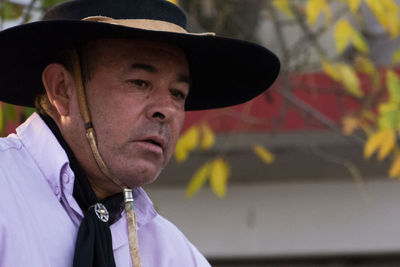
170;89;186;100
129;80;148;88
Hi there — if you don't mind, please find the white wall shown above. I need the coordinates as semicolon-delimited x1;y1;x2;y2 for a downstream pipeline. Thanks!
146;178;400;258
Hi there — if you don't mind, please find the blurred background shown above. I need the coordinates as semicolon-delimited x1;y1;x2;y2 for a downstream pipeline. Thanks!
2;0;400;266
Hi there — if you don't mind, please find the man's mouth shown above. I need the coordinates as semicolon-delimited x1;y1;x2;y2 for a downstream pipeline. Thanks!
139;136;166;152
146;139;161;147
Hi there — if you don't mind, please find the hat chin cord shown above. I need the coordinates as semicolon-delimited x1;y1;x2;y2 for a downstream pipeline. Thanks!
71;50;142;267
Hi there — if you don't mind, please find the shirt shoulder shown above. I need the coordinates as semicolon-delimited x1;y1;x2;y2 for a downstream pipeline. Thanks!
139;213;211;267
0;134;29;179
157;215;211;266
0;133;22;152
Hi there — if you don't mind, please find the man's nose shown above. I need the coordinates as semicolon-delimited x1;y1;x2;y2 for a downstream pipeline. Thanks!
146;93;177;123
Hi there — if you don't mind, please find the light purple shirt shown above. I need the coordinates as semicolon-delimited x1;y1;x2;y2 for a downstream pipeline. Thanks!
0;113;210;267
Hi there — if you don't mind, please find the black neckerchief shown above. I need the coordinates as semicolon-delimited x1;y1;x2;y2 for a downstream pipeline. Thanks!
40;113;124;267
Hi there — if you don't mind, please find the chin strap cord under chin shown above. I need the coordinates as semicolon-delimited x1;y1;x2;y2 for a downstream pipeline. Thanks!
71;49;142;267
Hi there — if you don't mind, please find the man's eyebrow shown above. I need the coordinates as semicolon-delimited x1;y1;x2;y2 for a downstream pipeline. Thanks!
131;63;191;85
178;74;191;85
130;63;156;72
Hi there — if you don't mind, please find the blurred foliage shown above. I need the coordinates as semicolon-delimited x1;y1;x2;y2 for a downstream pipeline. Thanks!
41;0;67;10
176;0;400;197
0;1;24;20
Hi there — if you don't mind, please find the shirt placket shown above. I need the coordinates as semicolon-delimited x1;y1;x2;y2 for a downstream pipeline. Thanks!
60;165;84;225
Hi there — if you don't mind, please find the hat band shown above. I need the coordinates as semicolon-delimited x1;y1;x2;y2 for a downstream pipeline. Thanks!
83;16;215;36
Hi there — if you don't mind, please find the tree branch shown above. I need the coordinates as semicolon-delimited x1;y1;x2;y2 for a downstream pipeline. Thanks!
291;4;327;58
22;0;37;23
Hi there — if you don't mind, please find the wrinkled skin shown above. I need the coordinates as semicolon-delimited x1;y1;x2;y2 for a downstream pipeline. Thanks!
43;39;190;199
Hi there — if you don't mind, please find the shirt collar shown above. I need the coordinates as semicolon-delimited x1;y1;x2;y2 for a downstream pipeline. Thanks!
17;112;68;201
133;187;157;227
16;113;157;226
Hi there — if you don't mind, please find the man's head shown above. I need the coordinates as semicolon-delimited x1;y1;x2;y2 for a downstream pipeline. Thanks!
41;39;189;197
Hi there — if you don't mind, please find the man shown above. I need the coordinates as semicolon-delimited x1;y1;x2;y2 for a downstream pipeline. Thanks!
0;0;279;266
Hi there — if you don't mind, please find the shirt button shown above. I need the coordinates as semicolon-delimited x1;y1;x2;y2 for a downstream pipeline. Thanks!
54;185;60;196
62;173;69;184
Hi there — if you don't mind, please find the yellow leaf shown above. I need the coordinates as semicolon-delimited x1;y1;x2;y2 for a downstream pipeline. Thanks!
323;61;362;97
183;126;200;150
379;102;398;114
334;20;352;53
252;145;275;164
166;0;179;5
210;158;230;198
342;115;360;135
272;0;294;18
175;126;199;163
337;64;363;98
361;110;376;123
185;162;212;198
322;60;340;81
354;56;375;75
392;49;400;65
306;0;331;25
365;0;399;38
389;153;400;177
352;32;369;54
364;130;387;158
382;0;400;37
344;0;362;14
378;130;396;161
200;124;215;150
174;146;188;163
335;19;369;54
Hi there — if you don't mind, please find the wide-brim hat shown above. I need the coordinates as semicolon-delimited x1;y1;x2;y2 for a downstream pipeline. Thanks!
0;0;280;111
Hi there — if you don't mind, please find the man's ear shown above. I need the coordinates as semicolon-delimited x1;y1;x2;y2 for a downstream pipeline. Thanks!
41;63;74;116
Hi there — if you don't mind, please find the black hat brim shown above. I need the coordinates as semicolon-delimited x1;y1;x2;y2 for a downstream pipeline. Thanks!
0;20;280;111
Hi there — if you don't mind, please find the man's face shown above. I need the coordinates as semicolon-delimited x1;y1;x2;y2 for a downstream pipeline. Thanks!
81;39;189;188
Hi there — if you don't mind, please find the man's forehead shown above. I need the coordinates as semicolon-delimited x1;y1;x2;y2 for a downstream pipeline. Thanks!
80;38;190;87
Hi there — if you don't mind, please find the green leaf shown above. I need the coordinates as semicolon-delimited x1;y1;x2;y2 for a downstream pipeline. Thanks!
3;103;17;122
1;103;18;134
0;104;3;134
378;103;399;130
41;0;68;9
23;107;35;119
1;2;24;21
392;49;400;65
387;70;400;104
